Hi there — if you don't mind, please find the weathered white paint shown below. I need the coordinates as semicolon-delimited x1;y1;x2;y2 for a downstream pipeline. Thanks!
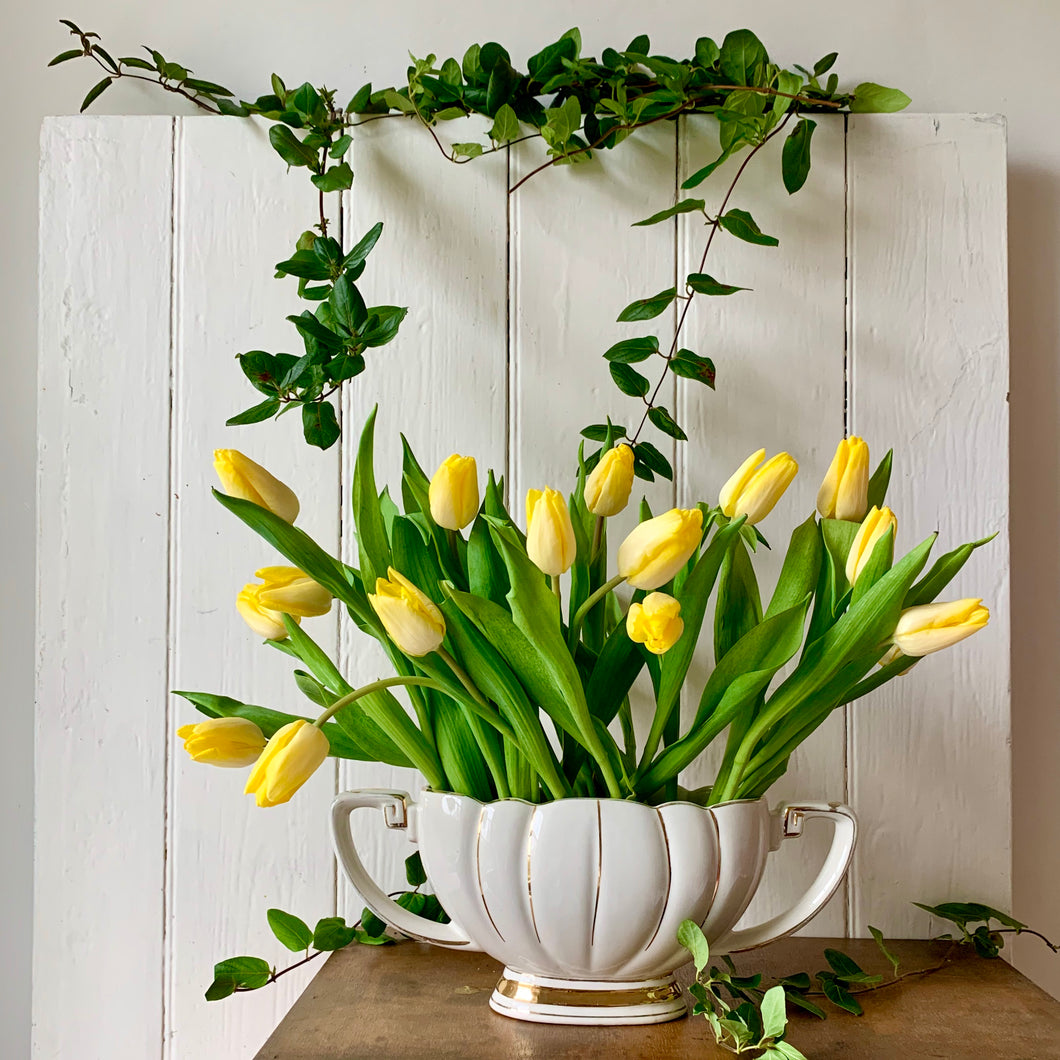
35;116;173;1060
37;112;1009;1058
846;112;1011;936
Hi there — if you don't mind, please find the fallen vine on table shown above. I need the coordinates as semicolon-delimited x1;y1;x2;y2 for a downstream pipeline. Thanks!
677;901;1059;1057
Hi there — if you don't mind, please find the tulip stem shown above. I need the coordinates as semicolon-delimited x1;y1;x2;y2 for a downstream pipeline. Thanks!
434;646;488;708
445;528;461;572
312;676;445;728
590;516;604;561
568;574;626;651
550;575;563;612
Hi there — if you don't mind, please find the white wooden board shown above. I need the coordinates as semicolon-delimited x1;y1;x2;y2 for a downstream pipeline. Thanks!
37;112;1009;1058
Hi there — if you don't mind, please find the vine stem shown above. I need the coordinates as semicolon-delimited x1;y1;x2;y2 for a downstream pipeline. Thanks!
84;50;222;114
629;111;794;446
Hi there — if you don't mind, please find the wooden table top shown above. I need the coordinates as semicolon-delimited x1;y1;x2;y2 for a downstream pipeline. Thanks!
255;937;1060;1059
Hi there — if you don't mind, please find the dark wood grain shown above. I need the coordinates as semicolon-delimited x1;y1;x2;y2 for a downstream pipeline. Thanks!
254;938;1060;1059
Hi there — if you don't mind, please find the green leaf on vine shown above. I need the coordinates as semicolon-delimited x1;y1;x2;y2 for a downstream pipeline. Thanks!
719;208;779;246
634;441;673;480
677;919;710;974
868;926;901;976
490;102;520;141
312;917;358;950
311;161;354;192
687;273;749;296
80;77;112;112
648;405;687;440
669;349;716;387
850;82;912;113
604;336;659;363
206;956;271;1001
267;908;314;952
719;28;769;87
302;401;340;449
683;148;734;189
610;362;650;397
632;199;706;227
617;287;677;322
405;851;428;887
269;124;320;169
782;118;816;194
226;397;280;425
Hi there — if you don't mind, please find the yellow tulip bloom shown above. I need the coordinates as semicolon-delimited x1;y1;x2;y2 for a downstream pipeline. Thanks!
584;444;635;517
214;449;300;524
255;566;332;617
719;449;799;525
817;437;870;521
368;567;446;656
617;508;703;590
177;716;267;768
236;582;296;640
429;453;480;530
845;506;897;585
244;719;330;807
526;488;577;576
626;592;684;654
892;598;990;657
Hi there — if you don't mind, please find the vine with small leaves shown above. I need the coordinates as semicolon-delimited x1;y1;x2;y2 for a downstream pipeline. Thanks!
678;900;1059;1056
53;19;909;460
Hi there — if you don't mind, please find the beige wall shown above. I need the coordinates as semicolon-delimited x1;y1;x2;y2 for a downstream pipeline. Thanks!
5;1;1058;1053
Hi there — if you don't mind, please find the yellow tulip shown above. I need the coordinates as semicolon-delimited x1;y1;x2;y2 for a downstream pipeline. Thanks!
429;453;480;530
584;444;635;517
214;449;300;524
526;488;577;576
892;598;990;657
368;567;446;656
626;592;684;654
817;437;869;521
244;719;330;807
845;506;897;585
719;449;799;525
255;566;332;617
236;582;296;640
617;508;704;590
177;717;267;768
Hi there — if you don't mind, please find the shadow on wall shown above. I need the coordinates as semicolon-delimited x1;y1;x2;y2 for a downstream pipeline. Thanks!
1008;160;1060;997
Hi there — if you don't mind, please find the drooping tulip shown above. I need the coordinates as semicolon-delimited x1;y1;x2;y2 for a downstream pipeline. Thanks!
214;449;300;524
816;437;869;522
626;592;684;654
244;719;330;807
177;717;267;768
236;582;295;640
845;506;897;585
719;449;799;525
617;508;703;590
368;568;446;656
526;488;577;576
255;566;333;617
584;444;635;517
429;454;480;530
892;598;990;657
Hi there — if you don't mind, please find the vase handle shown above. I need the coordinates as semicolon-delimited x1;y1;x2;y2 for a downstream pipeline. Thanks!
712;801;857;954
330;789;476;950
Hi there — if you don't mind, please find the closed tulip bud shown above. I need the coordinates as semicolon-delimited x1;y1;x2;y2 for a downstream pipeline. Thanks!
368;567;446;656
244;719;330;807
626;592;684;655
719;449;799;525
236;582;295;641
892;598;990;657
255;566;332;617
526;488;577;576
177;717;267;768
617;508;704;590
845;506;897;585
429;454;479;530
214;449;300;524
584;444;635;517
817;437;870;521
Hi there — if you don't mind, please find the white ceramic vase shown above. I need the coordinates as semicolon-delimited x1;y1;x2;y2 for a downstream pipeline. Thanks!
331;790;856;1025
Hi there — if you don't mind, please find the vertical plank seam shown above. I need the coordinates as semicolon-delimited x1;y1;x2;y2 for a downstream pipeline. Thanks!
162;114;181;1060
842;112;855;938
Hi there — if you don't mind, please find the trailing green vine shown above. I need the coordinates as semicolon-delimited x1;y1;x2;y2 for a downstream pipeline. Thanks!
53;20;909;462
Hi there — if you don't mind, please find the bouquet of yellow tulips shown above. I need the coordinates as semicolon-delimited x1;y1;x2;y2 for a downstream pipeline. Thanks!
178;419;991;807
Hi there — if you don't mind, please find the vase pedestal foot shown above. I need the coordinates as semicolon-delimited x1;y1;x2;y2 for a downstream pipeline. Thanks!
489;969;687;1026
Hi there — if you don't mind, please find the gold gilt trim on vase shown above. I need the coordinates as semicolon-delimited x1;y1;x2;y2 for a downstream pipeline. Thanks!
494;977;683;1007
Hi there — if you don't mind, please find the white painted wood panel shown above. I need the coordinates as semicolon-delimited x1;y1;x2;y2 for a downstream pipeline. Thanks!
338;115;509;916
676;115;849;935
35;116;173;1060
846;113;1010;935
166;117;341;1059
37;112;1010;1058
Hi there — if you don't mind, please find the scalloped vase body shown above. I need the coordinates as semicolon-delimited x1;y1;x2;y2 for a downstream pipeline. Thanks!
332;790;856;1025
